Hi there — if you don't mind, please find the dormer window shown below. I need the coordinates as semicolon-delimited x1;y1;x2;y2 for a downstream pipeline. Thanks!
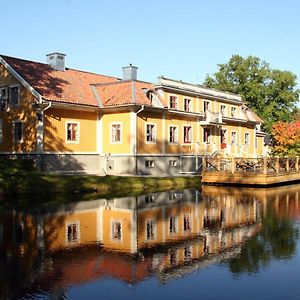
9;86;19;106
169;96;178;109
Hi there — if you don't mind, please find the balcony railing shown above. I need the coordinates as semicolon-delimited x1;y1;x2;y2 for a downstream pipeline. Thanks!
200;111;222;125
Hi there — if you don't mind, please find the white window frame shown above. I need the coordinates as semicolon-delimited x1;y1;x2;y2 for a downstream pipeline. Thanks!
66;121;80;144
203;100;210;112
145;160;155;168
111;219;122;241
169;160;178;167
66;221;80;245
231;107;237;118
183;125;193;144
9;85;20;106
184;98;192;112
244;132;250;146
168;125;178;144
110;122;122;144
145;219;156;241
231;131;237;144
220;105;226;117
13;121;24;143
145;123;156;144
0;119;2;143
169;95;178;110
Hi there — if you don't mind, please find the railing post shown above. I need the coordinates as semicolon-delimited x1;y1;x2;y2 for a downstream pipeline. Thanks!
203;156;207;172
231;157;236;173
263;157;267;175
286;157;290;172
275;156;279;173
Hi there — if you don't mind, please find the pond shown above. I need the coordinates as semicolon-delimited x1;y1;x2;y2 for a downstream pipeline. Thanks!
0;184;300;299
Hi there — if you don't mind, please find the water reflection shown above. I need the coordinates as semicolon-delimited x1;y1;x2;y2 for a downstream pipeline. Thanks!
0;185;299;299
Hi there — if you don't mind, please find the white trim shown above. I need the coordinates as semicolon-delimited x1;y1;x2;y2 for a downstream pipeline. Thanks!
162;113;166;154
145;122;156;144
168;93;178;110
0;56;43;102
65;120;80;144
168;124;179;144
110;122;122;144
183;97;193;112
130;111;136;155
97;113;103;155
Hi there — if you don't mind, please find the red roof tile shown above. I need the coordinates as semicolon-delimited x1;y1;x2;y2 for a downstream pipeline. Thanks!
1;55;121;107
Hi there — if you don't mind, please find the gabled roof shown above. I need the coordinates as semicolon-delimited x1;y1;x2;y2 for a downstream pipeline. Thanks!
92;80;154;107
0;55;121;107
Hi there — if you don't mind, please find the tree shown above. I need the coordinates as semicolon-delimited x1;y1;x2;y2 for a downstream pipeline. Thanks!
271;121;300;156
204;55;300;133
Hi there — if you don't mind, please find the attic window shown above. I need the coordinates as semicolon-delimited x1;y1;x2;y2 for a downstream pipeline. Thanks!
49;56;54;60
58;55;64;60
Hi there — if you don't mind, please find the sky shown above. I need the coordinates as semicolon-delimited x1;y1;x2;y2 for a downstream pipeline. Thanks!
2;0;300;86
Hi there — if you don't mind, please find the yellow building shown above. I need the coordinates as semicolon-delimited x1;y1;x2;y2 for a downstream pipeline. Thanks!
0;53;266;175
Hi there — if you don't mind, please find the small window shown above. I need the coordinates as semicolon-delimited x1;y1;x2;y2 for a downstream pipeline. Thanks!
146;124;156;143
184;98;192;111
66;122;79;142
146;219;155;240
66;222;80;244
221;105;226;116
13;121;23;143
0;119;2;143
9;86;19;106
183;126;192;143
169;126;178;144
169;96;178;109
145;160;155;168
111;123;121;143
244;133;250;146
169;160;177;167
169;216;177;233
183;214;191;232
231;131;237;144
112;221;122;240
203;128;211;143
231;107;237;118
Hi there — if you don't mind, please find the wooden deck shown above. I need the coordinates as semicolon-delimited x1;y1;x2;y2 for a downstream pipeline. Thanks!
201;157;300;186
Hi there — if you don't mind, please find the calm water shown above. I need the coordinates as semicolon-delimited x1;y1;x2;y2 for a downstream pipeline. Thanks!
1;185;300;300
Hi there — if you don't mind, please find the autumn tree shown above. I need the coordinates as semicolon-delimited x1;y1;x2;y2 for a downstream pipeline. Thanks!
204;55;300;133
271;121;300;156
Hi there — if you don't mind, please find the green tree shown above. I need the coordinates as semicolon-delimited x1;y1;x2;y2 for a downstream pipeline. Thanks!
204;55;300;132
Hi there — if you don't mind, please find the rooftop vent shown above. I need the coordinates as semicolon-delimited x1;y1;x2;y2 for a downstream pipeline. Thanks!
122;64;138;81
46;52;66;71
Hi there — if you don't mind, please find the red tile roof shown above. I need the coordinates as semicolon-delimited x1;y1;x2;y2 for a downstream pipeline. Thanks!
1;55;122;107
92;80;154;106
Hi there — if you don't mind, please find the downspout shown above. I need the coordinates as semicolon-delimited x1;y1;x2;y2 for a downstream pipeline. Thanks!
135;105;144;175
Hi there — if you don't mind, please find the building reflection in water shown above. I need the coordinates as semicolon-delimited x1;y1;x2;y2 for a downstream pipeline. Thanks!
1;184;299;298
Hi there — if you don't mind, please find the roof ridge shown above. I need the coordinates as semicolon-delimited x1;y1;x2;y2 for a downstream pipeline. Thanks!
91;79;153;87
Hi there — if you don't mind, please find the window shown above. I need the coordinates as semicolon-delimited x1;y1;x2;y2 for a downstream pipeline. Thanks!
221;129;226;144
145;160;155;168
111;123;121;143
204;101;210;112
169;160;177;167
146;124;156;143
169;248;177;265
184;98;192;111
221;105;226;116
231;131;237;144
203;128;211;143
0;119;2;143
244;133;250;146
183;214;191;232
169;216;177;233
13;121;23;143
0;87;8;99
169;96;178;109
112;221;122;240
231;107;237;118
169;126;178;144
183;126;192;143
66;222;80;244
9;86;19;106
145;195;154;203
146;220;155;240
66;122;79;143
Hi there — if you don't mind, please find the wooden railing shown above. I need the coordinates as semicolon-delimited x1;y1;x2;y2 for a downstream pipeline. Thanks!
202;157;300;174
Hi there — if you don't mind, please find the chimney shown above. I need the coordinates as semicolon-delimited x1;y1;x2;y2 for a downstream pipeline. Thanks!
46;52;66;71
122;64;138;80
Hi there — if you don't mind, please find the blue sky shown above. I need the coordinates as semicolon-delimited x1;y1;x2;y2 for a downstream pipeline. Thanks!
2;0;300;85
